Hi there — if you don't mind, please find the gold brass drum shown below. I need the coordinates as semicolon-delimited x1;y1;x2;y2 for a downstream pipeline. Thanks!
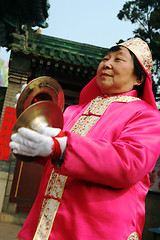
12;76;64;162
16;76;64;118
12;100;64;162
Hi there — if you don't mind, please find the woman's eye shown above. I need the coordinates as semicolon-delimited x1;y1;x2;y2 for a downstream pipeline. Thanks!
115;57;125;62
103;57;109;61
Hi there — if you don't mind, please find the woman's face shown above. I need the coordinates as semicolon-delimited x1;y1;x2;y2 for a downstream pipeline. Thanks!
96;46;140;95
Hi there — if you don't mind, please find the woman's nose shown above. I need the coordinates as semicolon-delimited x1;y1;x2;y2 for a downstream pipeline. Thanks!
103;60;112;69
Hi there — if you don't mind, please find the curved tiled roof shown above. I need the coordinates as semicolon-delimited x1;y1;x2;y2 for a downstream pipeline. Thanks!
9;31;107;70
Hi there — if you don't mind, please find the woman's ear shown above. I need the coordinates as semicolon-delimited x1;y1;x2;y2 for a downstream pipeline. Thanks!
135;75;145;86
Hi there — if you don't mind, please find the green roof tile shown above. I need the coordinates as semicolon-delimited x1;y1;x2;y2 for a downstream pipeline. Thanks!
9;31;107;70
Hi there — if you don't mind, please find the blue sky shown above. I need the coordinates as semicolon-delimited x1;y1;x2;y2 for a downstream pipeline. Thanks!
0;0;136;63
43;0;136;47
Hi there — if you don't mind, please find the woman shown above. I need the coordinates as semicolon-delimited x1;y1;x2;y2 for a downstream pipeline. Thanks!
10;38;160;240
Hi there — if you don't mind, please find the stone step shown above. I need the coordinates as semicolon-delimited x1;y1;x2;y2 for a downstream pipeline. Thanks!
0;212;27;225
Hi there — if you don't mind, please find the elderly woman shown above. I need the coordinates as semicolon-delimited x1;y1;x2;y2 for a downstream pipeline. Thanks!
10;38;160;240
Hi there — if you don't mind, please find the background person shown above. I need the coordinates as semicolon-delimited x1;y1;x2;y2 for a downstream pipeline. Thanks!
10;37;160;240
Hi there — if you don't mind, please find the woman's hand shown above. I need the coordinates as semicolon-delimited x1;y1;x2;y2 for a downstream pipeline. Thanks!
15;83;27;108
37;125;68;158
10;127;54;157
9;125;67;159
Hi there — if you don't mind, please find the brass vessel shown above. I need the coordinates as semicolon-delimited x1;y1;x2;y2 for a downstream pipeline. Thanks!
16;76;64;118
12;76;64;162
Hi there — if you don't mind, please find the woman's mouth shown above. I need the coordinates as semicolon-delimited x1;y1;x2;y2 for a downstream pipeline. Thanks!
100;72;112;77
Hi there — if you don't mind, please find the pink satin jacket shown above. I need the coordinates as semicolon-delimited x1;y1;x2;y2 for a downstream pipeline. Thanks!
17;90;160;240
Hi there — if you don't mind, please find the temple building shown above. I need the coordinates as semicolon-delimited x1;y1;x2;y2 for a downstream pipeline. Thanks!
0;1;159;239
0;29;106;218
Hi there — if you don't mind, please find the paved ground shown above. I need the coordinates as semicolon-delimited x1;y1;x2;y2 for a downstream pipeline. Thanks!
0;221;22;240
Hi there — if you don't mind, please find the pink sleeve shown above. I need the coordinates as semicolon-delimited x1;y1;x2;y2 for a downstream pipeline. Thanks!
59;109;160;188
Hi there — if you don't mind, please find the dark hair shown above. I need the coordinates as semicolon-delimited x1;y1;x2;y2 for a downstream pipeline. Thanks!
107;45;146;97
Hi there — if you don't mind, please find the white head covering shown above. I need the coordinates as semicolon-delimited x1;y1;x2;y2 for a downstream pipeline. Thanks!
119;37;157;109
79;37;157;110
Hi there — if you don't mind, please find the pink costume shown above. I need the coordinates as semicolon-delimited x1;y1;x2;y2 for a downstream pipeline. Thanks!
17;39;160;240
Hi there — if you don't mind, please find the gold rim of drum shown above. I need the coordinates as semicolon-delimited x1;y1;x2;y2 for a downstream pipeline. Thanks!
16;76;64;118
12;101;64;162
